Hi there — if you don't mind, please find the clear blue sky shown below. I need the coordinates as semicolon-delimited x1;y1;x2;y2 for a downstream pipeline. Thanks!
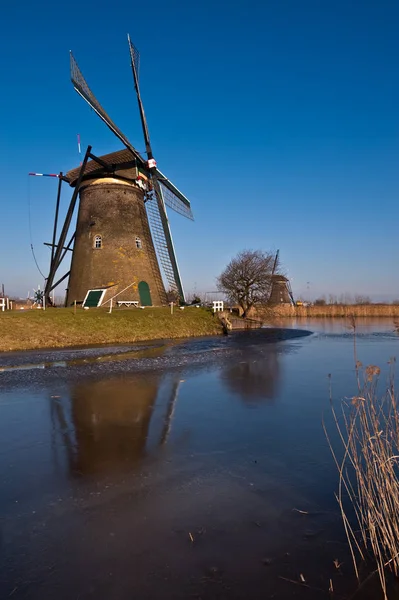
0;0;398;301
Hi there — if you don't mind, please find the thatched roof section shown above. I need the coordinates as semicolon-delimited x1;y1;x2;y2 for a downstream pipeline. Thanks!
65;148;143;187
271;274;289;282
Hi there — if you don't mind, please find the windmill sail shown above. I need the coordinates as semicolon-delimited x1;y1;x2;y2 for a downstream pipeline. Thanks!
70;52;144;165
156;170;194;220
127;36;153;160
145;185;185;300
128;37;140;77
127;35;190;302
127;37;193;221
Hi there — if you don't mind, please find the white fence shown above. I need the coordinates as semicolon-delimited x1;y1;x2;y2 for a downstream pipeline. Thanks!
0;298;12;311
212;300;224;312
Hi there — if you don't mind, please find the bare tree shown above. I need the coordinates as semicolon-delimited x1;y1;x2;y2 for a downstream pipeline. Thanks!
354;294;371;305
339;292;354;305
216;249;277;318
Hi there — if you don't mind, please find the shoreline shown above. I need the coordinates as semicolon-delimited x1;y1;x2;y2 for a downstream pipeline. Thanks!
1;304;397;354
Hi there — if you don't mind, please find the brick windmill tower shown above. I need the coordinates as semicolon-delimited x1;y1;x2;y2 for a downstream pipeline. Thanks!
44;36;193;307
268;250;295;305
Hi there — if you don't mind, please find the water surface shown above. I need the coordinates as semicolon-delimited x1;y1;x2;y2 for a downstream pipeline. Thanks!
1;318;398;599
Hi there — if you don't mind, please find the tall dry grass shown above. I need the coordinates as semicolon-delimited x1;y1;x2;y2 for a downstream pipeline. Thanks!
326;318;399;598
273;304;399;318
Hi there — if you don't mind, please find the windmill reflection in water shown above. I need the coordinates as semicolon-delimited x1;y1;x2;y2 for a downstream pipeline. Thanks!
49;373;182;477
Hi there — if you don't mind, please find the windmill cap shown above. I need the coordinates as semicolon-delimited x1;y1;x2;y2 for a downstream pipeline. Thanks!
65;148;144;187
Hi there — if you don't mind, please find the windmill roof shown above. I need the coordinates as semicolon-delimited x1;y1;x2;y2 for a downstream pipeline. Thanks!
272;274;289;282
65;148;144;187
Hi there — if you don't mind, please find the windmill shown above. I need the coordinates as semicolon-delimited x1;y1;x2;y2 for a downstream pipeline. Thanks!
43;36;193;307
268;250;295;305
50;372;183;476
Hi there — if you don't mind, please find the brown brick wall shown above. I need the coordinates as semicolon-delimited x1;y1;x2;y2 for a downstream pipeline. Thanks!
67;179;167;305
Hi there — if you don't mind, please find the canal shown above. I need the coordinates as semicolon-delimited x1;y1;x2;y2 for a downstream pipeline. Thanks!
0;319;398;599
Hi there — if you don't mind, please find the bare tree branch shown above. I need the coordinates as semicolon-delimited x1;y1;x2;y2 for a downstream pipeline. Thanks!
216;250;278;318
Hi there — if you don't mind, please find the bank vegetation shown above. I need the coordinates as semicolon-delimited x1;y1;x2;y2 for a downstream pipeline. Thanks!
327;321;399;599
0;307;223;353
269;303;399;318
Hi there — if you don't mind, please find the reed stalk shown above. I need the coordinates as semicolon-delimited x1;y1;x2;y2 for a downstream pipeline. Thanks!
326;342;399;598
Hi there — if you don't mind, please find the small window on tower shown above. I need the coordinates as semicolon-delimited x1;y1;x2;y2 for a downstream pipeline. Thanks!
94;235;102;249
135;236;142;249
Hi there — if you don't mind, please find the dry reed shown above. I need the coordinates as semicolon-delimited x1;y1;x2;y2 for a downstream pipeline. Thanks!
326;318;399;599
273;304;399;318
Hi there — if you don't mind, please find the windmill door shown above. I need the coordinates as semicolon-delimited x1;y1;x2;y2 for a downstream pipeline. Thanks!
138;281;152;306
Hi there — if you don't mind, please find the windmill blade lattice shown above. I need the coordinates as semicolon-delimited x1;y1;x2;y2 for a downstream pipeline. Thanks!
70;53;143;163
155;168;193;219
158;180;194;220
128;39;140;80
145;193;180;294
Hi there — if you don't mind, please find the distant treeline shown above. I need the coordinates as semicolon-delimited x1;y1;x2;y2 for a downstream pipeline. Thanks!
310;294;399;306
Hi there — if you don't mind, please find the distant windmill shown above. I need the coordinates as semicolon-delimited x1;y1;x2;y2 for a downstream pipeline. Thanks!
43;36;194;307
268;250;295;305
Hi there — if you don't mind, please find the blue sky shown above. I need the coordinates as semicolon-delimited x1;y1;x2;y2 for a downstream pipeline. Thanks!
0;0;398;301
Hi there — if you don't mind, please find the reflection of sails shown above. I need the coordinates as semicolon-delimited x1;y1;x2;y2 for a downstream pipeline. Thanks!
221;346;280;403
159;379;181;445
49;373;181;476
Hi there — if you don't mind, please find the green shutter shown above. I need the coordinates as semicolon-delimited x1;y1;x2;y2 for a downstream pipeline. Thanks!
83;290;104;307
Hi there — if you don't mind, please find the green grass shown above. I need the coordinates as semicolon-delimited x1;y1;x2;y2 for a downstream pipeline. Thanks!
0;307;223;352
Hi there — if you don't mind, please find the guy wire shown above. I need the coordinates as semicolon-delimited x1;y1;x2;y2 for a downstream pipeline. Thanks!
27;176;46;280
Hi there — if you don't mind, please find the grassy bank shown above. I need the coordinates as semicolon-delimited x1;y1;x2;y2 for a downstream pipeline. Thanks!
0;307;223;352
270;304;399;318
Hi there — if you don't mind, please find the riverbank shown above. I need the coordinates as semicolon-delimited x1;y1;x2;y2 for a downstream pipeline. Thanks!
2;304;397;353
0;307;223;352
